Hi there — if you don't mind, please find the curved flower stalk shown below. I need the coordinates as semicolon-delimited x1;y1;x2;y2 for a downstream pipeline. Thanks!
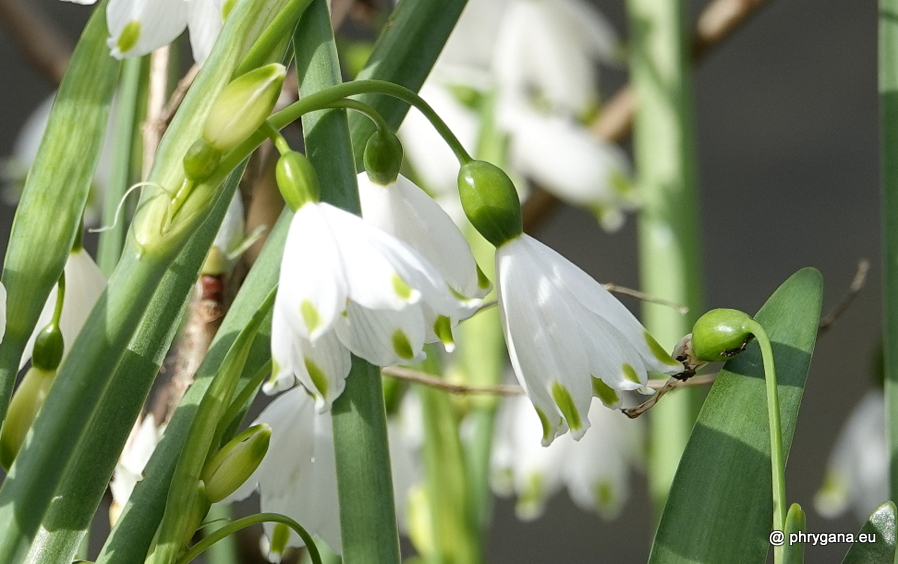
223;387;418;560
20;247;106;370
492;394;644;520
814;390;888;521
496;234;681;444
268;194;476;411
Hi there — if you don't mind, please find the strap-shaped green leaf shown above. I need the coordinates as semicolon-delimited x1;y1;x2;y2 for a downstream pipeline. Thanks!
648;267;823;564
841;502;897;564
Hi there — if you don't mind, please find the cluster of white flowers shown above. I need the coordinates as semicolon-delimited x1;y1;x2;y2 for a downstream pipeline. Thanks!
399;0;637;231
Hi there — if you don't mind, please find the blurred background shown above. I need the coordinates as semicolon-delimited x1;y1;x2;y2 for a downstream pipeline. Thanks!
0;0;879;562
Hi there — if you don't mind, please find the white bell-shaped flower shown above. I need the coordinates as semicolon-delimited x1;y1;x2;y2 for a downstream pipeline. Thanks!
21;247;106;369
492;0;620;118
224;387;417;559
357;171;489;348
505;106;637;232
814;390;888;521
109;414;164;525
269;201;472;411
492;394;645;520
496;234;681;444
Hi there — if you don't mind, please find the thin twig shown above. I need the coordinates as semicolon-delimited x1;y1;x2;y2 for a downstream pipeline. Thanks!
142;47;171;179
0;0;70;84
623;373;718;418
603;283;689;314
522;0;778;232
818;258;870;336
382;366;716;397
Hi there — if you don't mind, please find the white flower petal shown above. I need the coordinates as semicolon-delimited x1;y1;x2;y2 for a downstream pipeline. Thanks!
187;0;226;66
292;329;352;413
106;0;190;59
358;173;488;302
334;302;426;368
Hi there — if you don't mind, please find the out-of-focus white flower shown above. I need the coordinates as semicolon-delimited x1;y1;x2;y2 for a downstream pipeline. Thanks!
225;387;417;559
21;247;106;369
492;395;644;520
110;414;164;526
267;201;472;411
505;106;636;232
496;234;681;444
0;282;6;346
815;390;888;521
492;0;620;119
357;171;490;346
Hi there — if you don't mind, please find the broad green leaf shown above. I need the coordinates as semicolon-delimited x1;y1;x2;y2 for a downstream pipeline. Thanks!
841;502;897;564
648;267;823;564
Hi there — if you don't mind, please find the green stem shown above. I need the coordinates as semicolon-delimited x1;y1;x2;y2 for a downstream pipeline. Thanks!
293;2;400;562
202;505;238;564
325;99;390;135
746;319;786;564
626;0;704;513
234;0;314;76
174;513;321;564
880;0;898;544
98;56;144;276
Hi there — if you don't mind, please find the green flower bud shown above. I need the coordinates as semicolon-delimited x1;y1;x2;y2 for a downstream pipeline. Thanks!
183;139;222;182
203;63;286;153
690;308;755;362
457;160;523;247
0;366;56;470
32;324;64;371
276;151;320;211
201;424;271;503
363;129;404;185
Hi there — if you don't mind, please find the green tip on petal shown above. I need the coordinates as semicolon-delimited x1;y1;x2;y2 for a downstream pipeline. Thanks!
592;377;620;408
304;358;329;398
622;363;641;384
392;330;415;360
269;523;291;560
300;300;321;334
476;264;492;290
517;473;545;520
221;0;237;19
594;480;616;512
117;21;141;54
392;273;413;301
551;382;582;431
644;332;680;367
433;316;455;350
534;406;552;444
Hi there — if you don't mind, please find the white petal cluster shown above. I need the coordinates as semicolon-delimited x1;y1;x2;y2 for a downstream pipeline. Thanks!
492;395;644;520
814;390;888;521
21;247;106;369
224;387;418;559
269;200;479;411
496;234;681;444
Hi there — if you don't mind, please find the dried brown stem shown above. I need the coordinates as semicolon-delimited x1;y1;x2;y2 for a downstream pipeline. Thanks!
818;258;870;336
0;0;70;84
142;47;171;179
623;373;718;418
522;0;777;232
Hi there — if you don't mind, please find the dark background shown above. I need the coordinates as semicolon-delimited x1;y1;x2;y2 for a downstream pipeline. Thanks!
0;0;879;562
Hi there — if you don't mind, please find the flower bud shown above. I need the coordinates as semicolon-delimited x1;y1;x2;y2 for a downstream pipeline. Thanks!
363;129;404;186
203;63;287;153
32;323;64;372
276;151;320;211
457;160;523;247
183;139;222;182
0;366;56;470
690;308;755;363
201;424;271;503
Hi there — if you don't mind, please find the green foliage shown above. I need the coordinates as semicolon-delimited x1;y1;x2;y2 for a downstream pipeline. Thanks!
841;502;897;564
648;268;823;564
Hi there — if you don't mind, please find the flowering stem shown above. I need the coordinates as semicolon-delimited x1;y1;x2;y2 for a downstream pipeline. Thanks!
745;319;787;564
173;512;321;564
626;0;705;512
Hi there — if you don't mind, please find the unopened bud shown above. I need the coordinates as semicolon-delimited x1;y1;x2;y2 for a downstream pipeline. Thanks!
32;323;64;371
276;151;320;211
183;139;222;182
457;160;523;247
202;424;271;503
203;63;286;153
0;366;56;470
363;130;403;186
690;308;755;363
